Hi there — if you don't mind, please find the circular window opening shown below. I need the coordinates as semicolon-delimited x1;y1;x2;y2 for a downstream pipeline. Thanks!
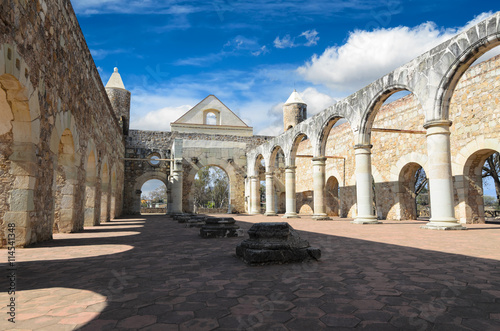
149;155;160;166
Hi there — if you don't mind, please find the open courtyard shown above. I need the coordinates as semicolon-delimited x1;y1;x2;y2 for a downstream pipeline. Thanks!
2;214;500;330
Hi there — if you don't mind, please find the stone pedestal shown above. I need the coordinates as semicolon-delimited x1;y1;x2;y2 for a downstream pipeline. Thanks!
352;145;380;224
200;217;242;238
283;166;300;218
422;121;466;230
236;222;321;265
185;215;207;228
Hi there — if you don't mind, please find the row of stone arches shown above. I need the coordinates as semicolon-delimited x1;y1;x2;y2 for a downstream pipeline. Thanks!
0;45;123;246
247;13;500;229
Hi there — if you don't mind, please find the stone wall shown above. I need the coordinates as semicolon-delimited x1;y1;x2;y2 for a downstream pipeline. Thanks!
123;129;271;215
0;0;125;247
293;54;500;222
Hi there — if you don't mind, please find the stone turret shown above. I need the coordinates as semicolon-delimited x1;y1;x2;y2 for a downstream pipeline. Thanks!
105;67;131;136
283;89;307;131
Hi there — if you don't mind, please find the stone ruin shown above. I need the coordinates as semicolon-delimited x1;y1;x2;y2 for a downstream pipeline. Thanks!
200;217;242;238
236;222;321;265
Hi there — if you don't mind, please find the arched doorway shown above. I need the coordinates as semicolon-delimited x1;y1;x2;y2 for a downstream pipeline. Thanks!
397;163;429;220
326;176;340;216
0;73;39;246
193;166;230;214
140;179;168;215
463;149;500;224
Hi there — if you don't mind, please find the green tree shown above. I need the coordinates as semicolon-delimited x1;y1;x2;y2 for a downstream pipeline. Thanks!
193;166;229;209
483;152;500;207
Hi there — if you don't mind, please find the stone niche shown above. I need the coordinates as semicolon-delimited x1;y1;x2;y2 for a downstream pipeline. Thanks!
236;222;321;265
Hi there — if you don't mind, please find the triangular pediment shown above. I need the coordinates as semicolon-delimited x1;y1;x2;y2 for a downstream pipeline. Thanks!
172;95;249;127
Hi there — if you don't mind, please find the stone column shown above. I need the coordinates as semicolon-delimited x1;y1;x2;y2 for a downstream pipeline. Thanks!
283;166;300;218
249;176;261;214
265;172;277;216
312;157;330;220
422;120;465;230
171;159;183;214
352;145;380;224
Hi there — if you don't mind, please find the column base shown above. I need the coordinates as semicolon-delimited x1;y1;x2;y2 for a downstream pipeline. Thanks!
249;212;261;215
282;213;301;219
313;214;331;221
351;216;381;225
421;218;466;230
265;212;278;216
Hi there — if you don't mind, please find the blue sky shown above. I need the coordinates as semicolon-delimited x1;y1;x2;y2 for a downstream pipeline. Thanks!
73;1;499;195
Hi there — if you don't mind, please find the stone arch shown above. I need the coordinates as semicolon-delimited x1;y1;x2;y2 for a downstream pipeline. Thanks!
385;153;429;220
358;85;416;145
396;162;428;221
84;144;98;226
316;115;354;156
289;132;309;165
455;143;500;224
203;109;220;125
188;164;232;213
435;17;500;121
132;171;169;215
0;70;40;246
52;128;78;233
461;149;499;224
453;139;500;224
325;176;340;216
268;145;286;214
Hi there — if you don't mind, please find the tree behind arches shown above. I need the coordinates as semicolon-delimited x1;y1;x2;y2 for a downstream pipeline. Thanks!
194;167;229;209
483;152;500;207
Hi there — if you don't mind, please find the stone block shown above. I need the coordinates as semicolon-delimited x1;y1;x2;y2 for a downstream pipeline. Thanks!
236;222;321;265
9;189;34;211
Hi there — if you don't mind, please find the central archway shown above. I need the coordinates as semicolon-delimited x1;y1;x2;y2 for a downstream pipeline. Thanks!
140;179;168;215
192;165;230;214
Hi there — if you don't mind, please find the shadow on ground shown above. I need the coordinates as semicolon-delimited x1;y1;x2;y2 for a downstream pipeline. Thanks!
1;214;500;330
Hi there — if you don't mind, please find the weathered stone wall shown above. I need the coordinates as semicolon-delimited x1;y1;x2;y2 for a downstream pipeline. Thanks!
123;129;271;215
0;0;125;247
293;54;500;221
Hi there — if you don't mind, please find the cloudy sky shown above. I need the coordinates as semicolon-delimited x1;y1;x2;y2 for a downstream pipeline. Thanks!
74;1;498;137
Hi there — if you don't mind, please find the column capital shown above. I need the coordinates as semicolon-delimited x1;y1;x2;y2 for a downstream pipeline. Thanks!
285;166;297;171
312;156;327;163
265;172;274;176
249;175;259;180
354;144;373;150
423;119;452;129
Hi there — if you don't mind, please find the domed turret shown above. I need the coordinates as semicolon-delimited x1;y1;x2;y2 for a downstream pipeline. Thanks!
105;68;131;136
283;89;307;131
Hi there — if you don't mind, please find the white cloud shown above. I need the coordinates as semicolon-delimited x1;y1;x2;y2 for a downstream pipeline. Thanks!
131;105;192;132
300;87;336;115
274;30;320;49
257;125;283;136
300;30;319;47
298;11;494;93
274;35;295;49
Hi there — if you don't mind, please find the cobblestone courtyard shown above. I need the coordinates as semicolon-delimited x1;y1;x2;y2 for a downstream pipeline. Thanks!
2;214;500;330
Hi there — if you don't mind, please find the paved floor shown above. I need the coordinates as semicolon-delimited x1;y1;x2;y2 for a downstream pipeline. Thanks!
1;214;500;330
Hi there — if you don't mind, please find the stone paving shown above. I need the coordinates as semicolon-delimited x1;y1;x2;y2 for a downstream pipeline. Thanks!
1;214;500;330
